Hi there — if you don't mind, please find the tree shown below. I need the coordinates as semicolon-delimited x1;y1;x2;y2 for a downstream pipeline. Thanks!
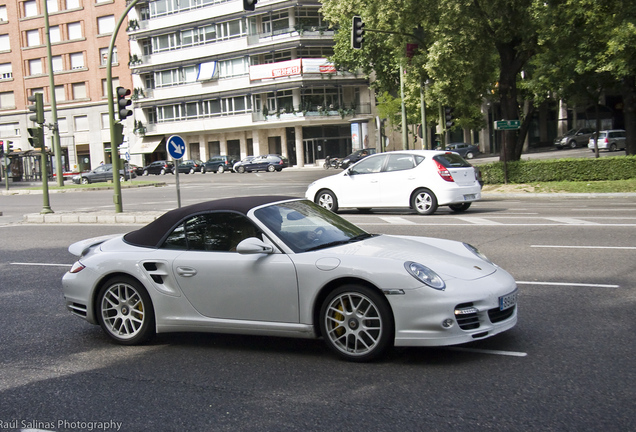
321;0;554;161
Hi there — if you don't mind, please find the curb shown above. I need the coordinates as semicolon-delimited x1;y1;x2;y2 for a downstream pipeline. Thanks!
23;211;164;225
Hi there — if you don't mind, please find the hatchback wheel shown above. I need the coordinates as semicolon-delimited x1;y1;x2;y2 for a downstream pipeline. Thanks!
217;165;225;173
449;202;472;212
96;276;155;345
120;174;126;182
189;168;195;174
143;170;149;176
610;143;617;151
316;189;338;213
237;166;246;173
569;140;578;148
412;188;438;215
267;165;276;172
465;151;474;159
320;285;394;362
81;177;90;185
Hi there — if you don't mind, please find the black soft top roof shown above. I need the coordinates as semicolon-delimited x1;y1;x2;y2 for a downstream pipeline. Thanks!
123;195;297;248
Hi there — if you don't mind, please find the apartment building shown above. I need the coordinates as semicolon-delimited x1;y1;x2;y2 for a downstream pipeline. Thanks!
0;0;133;177
126;0;375;168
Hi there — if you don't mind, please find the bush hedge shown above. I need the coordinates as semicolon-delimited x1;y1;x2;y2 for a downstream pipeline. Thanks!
478;155;636;184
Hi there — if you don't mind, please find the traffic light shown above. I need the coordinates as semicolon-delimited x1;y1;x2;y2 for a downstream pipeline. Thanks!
351;16;365;49
444;106;455;128
113;122;124;147
28;93;45;124
6;140;13;153
27;127;44;149
243;0;257;11
116;87;133;121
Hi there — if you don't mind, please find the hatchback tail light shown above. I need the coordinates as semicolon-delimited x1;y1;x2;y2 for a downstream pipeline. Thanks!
435;160;454;182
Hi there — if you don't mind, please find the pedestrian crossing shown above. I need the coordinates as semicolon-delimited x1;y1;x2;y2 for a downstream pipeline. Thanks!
346;214;636;226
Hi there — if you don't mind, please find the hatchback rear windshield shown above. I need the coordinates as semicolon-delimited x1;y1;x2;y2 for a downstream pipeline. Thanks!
434;153;471;168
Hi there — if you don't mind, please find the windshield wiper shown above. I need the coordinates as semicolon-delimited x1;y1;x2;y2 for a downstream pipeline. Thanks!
305;233;376;252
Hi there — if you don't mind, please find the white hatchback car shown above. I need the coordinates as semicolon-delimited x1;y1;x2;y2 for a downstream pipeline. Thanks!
305;150;481;215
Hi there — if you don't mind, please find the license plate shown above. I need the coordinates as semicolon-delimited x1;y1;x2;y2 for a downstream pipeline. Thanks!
499;290;518;311
464;194;476;200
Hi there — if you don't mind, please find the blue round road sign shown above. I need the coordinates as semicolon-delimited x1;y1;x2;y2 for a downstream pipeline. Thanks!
167;135;186;160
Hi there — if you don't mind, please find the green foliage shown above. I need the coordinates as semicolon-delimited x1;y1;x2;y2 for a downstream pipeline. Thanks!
479;156;636;184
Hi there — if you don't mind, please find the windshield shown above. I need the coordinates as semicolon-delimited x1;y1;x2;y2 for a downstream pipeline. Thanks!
254;200;370;253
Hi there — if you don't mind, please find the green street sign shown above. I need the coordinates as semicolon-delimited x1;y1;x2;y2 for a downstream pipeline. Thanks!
494;120;521;130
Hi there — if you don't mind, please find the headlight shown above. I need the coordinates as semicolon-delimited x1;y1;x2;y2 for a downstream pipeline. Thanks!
404;261;445;290
463;243;495;266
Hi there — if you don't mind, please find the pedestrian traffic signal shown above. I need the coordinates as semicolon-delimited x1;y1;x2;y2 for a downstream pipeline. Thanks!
351;16;365;49
116;87;133;121
243;0;257;11
444;106;455;128
27;127;44;149
28;93;45;124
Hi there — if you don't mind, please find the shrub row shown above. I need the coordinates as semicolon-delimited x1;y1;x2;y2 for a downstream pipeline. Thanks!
478;155;636;184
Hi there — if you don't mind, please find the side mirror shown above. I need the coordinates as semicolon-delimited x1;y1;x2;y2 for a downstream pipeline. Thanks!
236;237;274;254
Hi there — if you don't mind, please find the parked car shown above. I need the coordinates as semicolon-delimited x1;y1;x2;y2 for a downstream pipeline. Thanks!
72;164;135;185
588;129;626;152
234;154;289;173
62;196;517;362
177;159;204;174
142;160;174;175
445;143;480;159
126;164;144;176
555;127;595;149
306;150;481;215
339;148;376;169
233;156;257;172
203;155;238;173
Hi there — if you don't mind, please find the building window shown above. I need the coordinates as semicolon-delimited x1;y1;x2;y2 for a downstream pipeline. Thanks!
29;58;43;75
0;6;8;22
0;91;15;109
51;55;63;72
100;47;117;65
55;85;65;102
46;0;59;13
262;12;289;35
57;117;68;133
0;63;12;79
24;1;38;18
26;29;41;47
72;82;86;100
97;15;115;35
49;25;61;43
102;77;120;97
70;52;84;69
101;112;110;129
74;115;89;131
65;0;80;10
0;34;9;52
68;22;82;40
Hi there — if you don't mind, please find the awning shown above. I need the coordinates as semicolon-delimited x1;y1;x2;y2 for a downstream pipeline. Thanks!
129;136;165;154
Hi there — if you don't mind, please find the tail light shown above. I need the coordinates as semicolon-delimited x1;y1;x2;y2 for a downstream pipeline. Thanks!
435;160;454;182
603;138;609;145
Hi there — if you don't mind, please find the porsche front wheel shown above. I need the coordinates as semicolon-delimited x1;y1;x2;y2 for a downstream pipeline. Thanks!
320;285;394;362
96;276;155;345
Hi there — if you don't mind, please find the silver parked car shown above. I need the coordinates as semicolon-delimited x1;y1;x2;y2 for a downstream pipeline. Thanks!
554;127;595;149
588;129;626;152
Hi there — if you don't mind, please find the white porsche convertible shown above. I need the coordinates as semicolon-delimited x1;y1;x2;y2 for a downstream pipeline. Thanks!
62;196;518;362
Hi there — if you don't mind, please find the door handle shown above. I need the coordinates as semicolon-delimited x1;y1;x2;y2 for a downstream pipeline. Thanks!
176;266;197;277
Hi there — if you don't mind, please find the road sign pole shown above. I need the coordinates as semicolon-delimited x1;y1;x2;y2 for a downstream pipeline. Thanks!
167;135;186;208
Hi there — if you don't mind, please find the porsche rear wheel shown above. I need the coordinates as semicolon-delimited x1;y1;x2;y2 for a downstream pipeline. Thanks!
96;276;155;345
320;285;394;362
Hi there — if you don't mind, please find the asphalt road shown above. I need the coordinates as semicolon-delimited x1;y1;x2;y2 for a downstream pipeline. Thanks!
0;167;635;431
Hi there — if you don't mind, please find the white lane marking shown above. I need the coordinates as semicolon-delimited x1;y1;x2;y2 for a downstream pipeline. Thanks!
10;262;71;267
455;217;503;225
531;245;636;250
446;347;527;357
517;281;620;288
545;217;600;225
379;216;417;225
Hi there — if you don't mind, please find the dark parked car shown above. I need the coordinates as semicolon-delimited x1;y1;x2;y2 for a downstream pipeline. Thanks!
142;160;174;175
203;155;238;173
126;164;144;176
72;164;135;185
177;159;204;174
445;143;480;159
234;154;289;173
554;127;595;149
339;148;376;169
